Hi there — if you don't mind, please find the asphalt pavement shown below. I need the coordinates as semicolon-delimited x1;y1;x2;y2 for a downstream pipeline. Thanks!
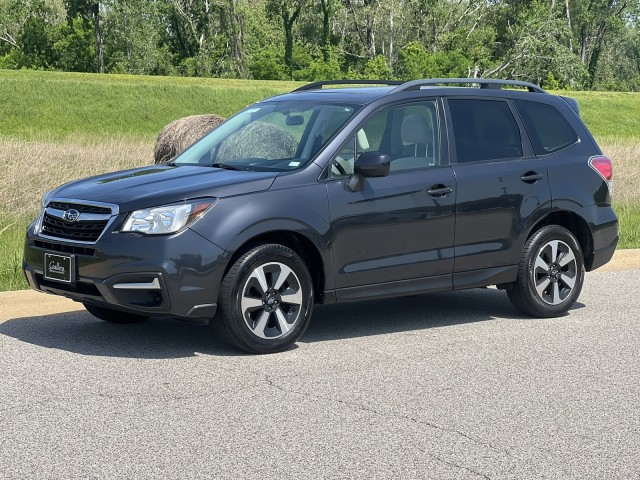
1;269;639;479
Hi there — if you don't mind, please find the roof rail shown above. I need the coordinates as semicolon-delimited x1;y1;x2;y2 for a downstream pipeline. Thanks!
390;78;546;94
292;79;403;92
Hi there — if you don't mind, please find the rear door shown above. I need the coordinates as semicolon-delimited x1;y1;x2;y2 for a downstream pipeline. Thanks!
446;97;552;280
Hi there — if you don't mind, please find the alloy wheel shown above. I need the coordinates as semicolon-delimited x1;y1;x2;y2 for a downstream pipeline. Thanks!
532;239;577;305
240;261;304;339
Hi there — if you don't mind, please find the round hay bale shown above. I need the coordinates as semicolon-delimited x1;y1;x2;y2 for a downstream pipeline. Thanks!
217;121;297;162
154;114;225;164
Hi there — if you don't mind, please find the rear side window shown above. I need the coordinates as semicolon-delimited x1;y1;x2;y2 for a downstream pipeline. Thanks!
514;100;578;155
448;99;523;163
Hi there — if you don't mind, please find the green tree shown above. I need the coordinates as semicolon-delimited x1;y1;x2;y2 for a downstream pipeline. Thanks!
318;0;337;62
0;0;66;69
591;21;640;91
570;0;635;86
487;1;587;87
266;0;308;78
53;15;95;71
104;0;168;74
398;42;470;80
65;0;105;72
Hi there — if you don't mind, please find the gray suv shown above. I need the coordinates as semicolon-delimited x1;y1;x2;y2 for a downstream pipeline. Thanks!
23;79;618;353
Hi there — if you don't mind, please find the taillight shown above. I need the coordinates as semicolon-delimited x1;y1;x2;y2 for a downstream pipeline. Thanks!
589;155;613;192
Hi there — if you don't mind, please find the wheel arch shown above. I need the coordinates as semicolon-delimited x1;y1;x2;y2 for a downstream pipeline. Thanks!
527;210;595;270
223;230;327;304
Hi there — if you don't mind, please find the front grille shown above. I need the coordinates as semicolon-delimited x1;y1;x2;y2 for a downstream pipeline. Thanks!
34;240;95;256
42;213;109;242
38;199;116;244
47;201;111;215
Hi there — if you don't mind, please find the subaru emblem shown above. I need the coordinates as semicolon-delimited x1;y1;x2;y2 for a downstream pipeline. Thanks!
63;209;80;223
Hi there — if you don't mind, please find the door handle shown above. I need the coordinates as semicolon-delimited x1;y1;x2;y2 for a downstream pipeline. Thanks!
427;185;453;197
520;171;544;183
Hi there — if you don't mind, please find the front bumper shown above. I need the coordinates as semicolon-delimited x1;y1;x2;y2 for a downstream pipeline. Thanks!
23;224;227;319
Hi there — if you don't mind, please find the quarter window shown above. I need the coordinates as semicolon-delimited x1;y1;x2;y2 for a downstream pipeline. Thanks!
449;99;523;163
514;100;578;155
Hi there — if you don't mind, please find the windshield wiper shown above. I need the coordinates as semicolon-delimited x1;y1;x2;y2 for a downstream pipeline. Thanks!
211;163;242;171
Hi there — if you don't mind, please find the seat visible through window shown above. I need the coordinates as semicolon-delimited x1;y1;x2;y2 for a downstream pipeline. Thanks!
329;100;440;178
332;129;369;176
392;113;434;171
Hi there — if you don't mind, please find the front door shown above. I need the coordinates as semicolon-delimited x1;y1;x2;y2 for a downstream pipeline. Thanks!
326;100;456;297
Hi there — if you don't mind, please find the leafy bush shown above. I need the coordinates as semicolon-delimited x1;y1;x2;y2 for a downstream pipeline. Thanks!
293;51;342;81
249;47;288;80
364;55;393;79
398;42;470;80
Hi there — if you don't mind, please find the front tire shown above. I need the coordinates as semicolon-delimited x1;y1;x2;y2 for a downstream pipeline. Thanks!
84;304;149;324
213;244;314;354
507;225;585;318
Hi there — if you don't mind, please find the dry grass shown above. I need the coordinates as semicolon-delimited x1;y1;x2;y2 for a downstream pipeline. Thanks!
600;143;640;204
0;136;153;218
0;136;153;291
154;114;224;164
600;142;640;249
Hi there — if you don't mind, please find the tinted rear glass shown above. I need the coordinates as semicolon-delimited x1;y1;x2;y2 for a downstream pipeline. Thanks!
514;100;578;155
449;99;523;163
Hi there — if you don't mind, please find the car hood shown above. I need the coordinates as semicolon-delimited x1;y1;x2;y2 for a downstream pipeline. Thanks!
47;165;279;213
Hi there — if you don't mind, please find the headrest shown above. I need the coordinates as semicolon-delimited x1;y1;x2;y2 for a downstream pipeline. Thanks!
356;129;369;150
401;114;431;144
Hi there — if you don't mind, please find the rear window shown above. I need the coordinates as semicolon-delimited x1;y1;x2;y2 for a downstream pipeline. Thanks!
514;100;578;155
448;99;523;163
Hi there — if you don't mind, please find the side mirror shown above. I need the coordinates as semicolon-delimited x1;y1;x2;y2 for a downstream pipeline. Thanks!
354;152;391;177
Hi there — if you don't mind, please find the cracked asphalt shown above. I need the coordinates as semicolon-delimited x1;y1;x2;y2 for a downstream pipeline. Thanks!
1;269;639;479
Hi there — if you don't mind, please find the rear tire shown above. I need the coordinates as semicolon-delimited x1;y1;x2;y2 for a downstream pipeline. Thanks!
84;304;149;324
507;225;585;318
213;244;314;354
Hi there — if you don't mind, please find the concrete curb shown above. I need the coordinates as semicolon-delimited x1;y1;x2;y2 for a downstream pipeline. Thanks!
592;248;640;272
1;249;639;323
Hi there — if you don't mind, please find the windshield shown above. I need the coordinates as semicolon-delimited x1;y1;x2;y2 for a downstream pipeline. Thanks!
172;100;360;171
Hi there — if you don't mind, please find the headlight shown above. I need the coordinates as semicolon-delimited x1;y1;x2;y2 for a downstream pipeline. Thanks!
121;199;215;235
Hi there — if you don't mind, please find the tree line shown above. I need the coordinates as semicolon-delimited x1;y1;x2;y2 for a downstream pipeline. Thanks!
1;0;639;90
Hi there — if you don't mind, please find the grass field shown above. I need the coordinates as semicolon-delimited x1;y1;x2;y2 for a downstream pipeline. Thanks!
0;70;299;141
2;71;640;141
1;70;638;291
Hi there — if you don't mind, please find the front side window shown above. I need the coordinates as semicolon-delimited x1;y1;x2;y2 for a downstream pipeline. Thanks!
449;99;523;163
514;100;578;155
329;101;441;177
173;101;359;171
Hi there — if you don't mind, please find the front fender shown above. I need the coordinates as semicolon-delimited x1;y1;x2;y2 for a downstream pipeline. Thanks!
190;182;335;287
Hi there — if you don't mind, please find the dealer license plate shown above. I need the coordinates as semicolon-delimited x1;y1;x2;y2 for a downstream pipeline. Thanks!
44;253;73;283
